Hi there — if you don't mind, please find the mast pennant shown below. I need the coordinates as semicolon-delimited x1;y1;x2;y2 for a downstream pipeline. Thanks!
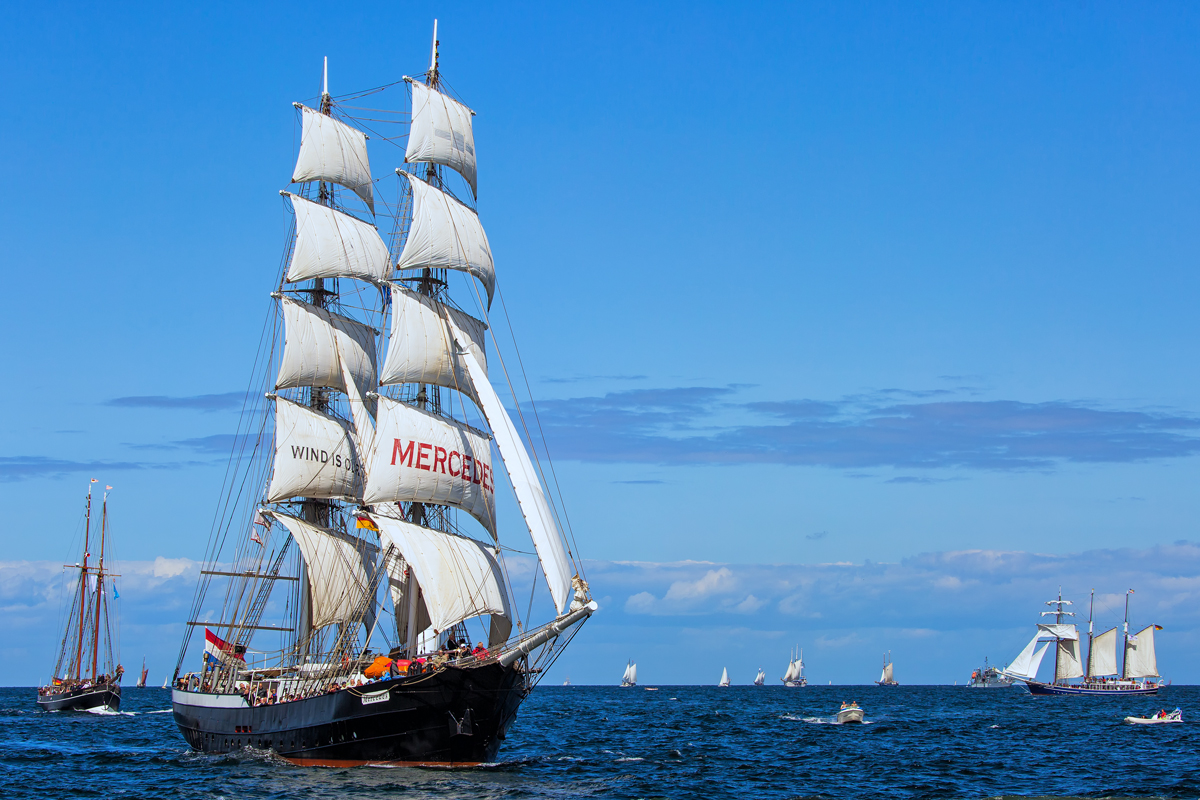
267;397;364;503
292;105;375;213
264;511;378;631
379;286;487;403
405;80;477;196
395;172;495;306
277;296;378;395
462;351;574;615
284;193;391;284
372;513;511;642
363;396;497;535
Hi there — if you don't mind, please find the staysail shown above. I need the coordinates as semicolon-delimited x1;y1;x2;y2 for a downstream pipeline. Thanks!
462;351;574;615
362;395;496;534
394;172;495;306
284;193;392;285
267;397;363;503
372;513;511;643
292;104;375;213
405;80;477;196
264;511;377;631
378;286;487;402
1123;625;1159;678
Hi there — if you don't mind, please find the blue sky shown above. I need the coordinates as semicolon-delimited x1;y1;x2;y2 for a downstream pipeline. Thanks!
3;1;1200;685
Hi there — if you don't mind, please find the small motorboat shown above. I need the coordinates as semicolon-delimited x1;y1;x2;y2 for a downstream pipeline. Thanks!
1125;708;1183;725
836;701;864;724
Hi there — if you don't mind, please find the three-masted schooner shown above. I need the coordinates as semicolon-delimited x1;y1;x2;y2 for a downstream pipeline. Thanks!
38;481;123;711
781;646;806;687
169;26;594;766
1003;588;1163;695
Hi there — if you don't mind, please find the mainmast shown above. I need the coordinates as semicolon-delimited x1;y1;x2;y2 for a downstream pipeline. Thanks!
91;488;108;680
1122;589;1132;677
1085;588;1095;679
74;479;96;680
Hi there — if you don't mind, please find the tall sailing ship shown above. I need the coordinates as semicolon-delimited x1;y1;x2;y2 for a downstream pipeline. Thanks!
169;26;595;766
38;481;123;711
875;651;898;686
1003;588;1163;696
753;668;766;686
781;646;806;687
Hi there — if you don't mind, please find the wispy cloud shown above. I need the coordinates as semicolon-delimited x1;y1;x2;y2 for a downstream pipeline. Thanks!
532;386;1200;471
0;456;154;482
541;374;649;384
103;392;247;412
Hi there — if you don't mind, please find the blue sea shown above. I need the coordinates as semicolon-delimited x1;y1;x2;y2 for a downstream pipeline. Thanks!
1;684;1197;799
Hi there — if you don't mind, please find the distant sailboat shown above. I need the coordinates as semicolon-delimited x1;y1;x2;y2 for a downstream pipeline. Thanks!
781;645;807;687
876;651;898;686
621;660;637;687
161;675;170;689
136;657;148;688
754;668;766;686
562;675;571;686
718;667;730;687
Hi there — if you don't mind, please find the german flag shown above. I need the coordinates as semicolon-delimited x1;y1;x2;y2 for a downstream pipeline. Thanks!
1154;625;1164;631
355;515;379;532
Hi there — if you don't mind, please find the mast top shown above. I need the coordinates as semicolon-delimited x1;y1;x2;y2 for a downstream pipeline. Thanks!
430;20;439;76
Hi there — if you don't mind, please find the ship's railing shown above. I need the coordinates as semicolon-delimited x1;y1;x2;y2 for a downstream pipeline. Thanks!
176;601;596;700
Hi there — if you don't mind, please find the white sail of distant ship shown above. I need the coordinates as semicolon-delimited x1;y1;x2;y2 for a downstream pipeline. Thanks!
1002;588;1163;695
754;668;765;686
782;645;807;687
718;667;730;687
621;660;637;687
876;651;898;686
168;32;598;764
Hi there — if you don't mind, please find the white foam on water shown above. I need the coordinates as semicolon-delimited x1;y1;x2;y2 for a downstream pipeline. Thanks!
615;757;644;762
84;706;136;716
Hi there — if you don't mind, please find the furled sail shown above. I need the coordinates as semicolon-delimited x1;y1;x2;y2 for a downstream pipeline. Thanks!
394;172;495;306
1123;625;1159;678
362;396;496;535
1037;623;1079;640
378;286;487;402
263;511;377;631
1056;638;1084;680
462;351;574;615
371;514;510;642
405;80;477;196
267;397;363;503
285;193;391;285
1088;628;1119;677
276;296;378;395
292;105;375;213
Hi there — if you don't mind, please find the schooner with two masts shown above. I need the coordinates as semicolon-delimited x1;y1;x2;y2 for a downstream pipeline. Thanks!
1003;588;1163;695
170;27;595;765
38;481;124;711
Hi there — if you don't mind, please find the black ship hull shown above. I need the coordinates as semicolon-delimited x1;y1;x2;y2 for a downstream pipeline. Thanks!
37;684;121;712
1023;679;1160;696
173;661;527;766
